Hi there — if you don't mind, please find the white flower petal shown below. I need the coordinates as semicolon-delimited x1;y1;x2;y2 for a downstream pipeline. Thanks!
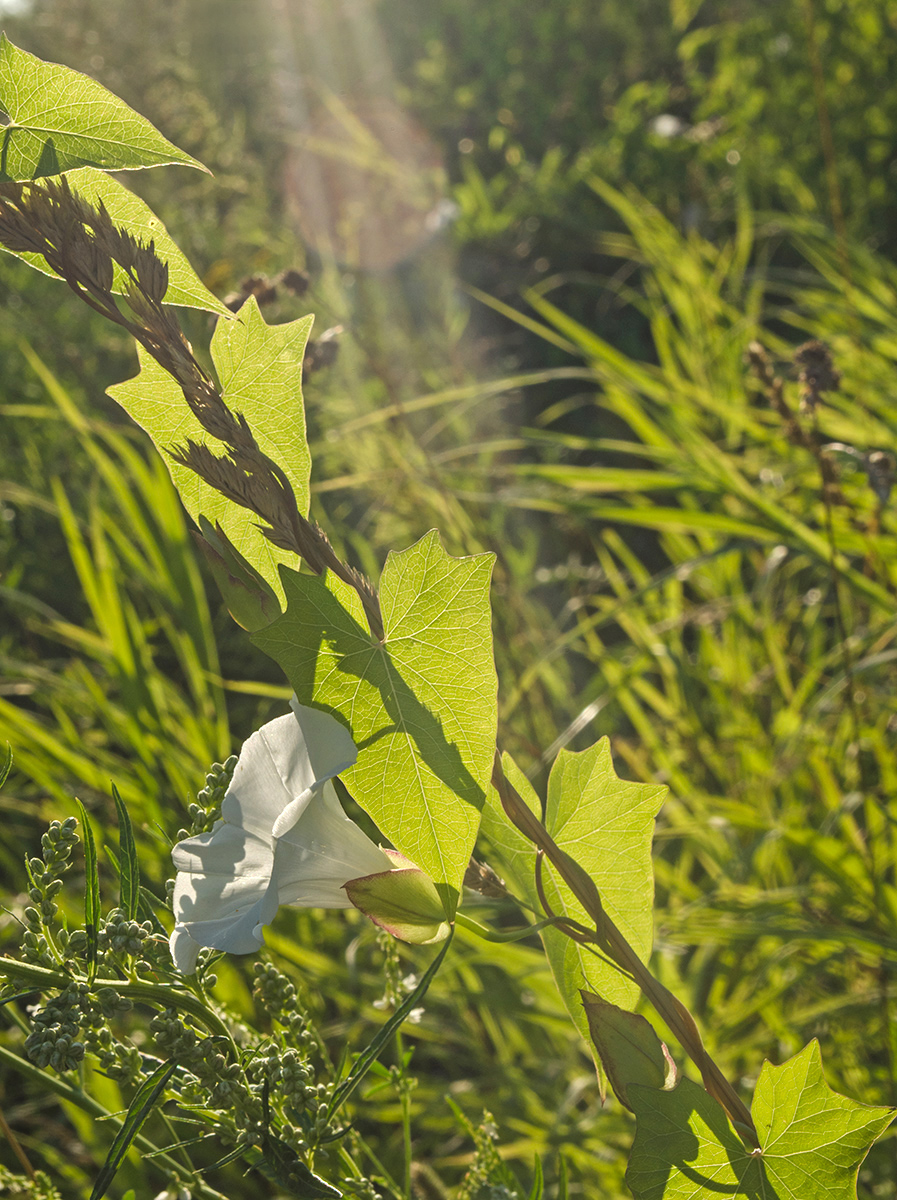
172;822;273;881
169;705;375;974
169;925;202;974
173;867;279;955
222;707;356;839
171;823;279;958
275;781;392;909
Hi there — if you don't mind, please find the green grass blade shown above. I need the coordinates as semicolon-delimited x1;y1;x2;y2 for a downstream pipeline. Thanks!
528;1155;544;1200
327;929;454;1118
75;798;100;982
111;783;140;922
89;1059;179;1200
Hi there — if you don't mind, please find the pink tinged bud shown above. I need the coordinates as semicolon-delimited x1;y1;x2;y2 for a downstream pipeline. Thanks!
344;851;452;945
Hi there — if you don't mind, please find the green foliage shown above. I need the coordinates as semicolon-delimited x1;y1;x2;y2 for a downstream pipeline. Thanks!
581;994;676;1112
4;12;897;1200
481;745;664;1049
0;34;205;179
627;1042;894;1200
108;298;313;595
255;533;497;913
90;1060;179;1200
4;167;228;313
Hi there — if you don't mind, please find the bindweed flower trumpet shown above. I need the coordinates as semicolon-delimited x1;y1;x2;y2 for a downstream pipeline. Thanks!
169;700;392;972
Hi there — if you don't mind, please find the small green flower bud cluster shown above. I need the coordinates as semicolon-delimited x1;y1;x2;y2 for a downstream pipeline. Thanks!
151;1009;255;1117
150;1007;202;1060
457;1111;519;1200
84;1024;143;1084
20;921;56;967
177;755;239;840
24;983;86;1072
268;1047;313;1105
20;817;79;961
0;1164;63;1200
56;927;88;959
98;908;153;957
252;963;313;1045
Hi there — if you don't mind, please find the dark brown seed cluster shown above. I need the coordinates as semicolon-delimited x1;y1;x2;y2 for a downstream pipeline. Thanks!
0;177;382;637
223;267;310;312
794;339;841;413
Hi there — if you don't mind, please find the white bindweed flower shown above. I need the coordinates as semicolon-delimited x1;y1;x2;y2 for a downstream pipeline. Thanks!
169;699;392;974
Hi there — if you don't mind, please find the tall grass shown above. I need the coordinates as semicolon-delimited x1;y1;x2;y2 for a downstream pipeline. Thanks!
460;181;897;1191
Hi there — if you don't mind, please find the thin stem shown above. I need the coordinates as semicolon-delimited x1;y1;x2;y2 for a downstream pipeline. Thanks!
454;910;575;944
0;1104;35;1179
0;959;235;1045
0;1043;228;1200
492;751;759;1145
394;1028;412;1199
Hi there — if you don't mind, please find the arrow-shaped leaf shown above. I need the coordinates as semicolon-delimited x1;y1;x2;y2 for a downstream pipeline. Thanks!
0;35;206;180
254;532;497;914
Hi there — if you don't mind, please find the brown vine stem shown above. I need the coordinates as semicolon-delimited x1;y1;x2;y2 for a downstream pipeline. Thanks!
492;751;759;1146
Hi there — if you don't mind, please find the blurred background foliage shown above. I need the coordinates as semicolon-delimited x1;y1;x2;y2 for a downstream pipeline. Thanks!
2;0;897;1196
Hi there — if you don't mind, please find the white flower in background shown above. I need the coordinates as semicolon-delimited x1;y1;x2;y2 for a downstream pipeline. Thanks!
170;699;392;974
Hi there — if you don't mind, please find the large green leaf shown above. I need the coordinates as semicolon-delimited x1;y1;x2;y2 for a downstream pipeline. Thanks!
479;745;664;1051
626;1041;894;1199
253;532;497;914
108;297;312;595
0;34;205;180
3;167;228;314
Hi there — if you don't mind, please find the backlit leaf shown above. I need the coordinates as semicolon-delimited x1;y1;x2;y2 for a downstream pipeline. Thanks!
0;35;205;180
108;297;312;595
479;745;665;1060
4;167;229;313
626;1040;894;1199
253;531;497;914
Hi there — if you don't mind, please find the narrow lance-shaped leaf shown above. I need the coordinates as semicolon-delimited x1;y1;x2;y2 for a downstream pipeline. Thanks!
254;532;498;914
0;744;10;789
0;34;207;180
528;1156;544;1200
108;297;312;596
111;783;139;923
3;167;229;314
90;1060;179;1200
75;799;100;981
626;1040;894;1200
328;929;454;1118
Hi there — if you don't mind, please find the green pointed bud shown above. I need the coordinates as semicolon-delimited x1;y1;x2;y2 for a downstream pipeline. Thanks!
193;516;280;631
344;851;452;945
581;991;677;1110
